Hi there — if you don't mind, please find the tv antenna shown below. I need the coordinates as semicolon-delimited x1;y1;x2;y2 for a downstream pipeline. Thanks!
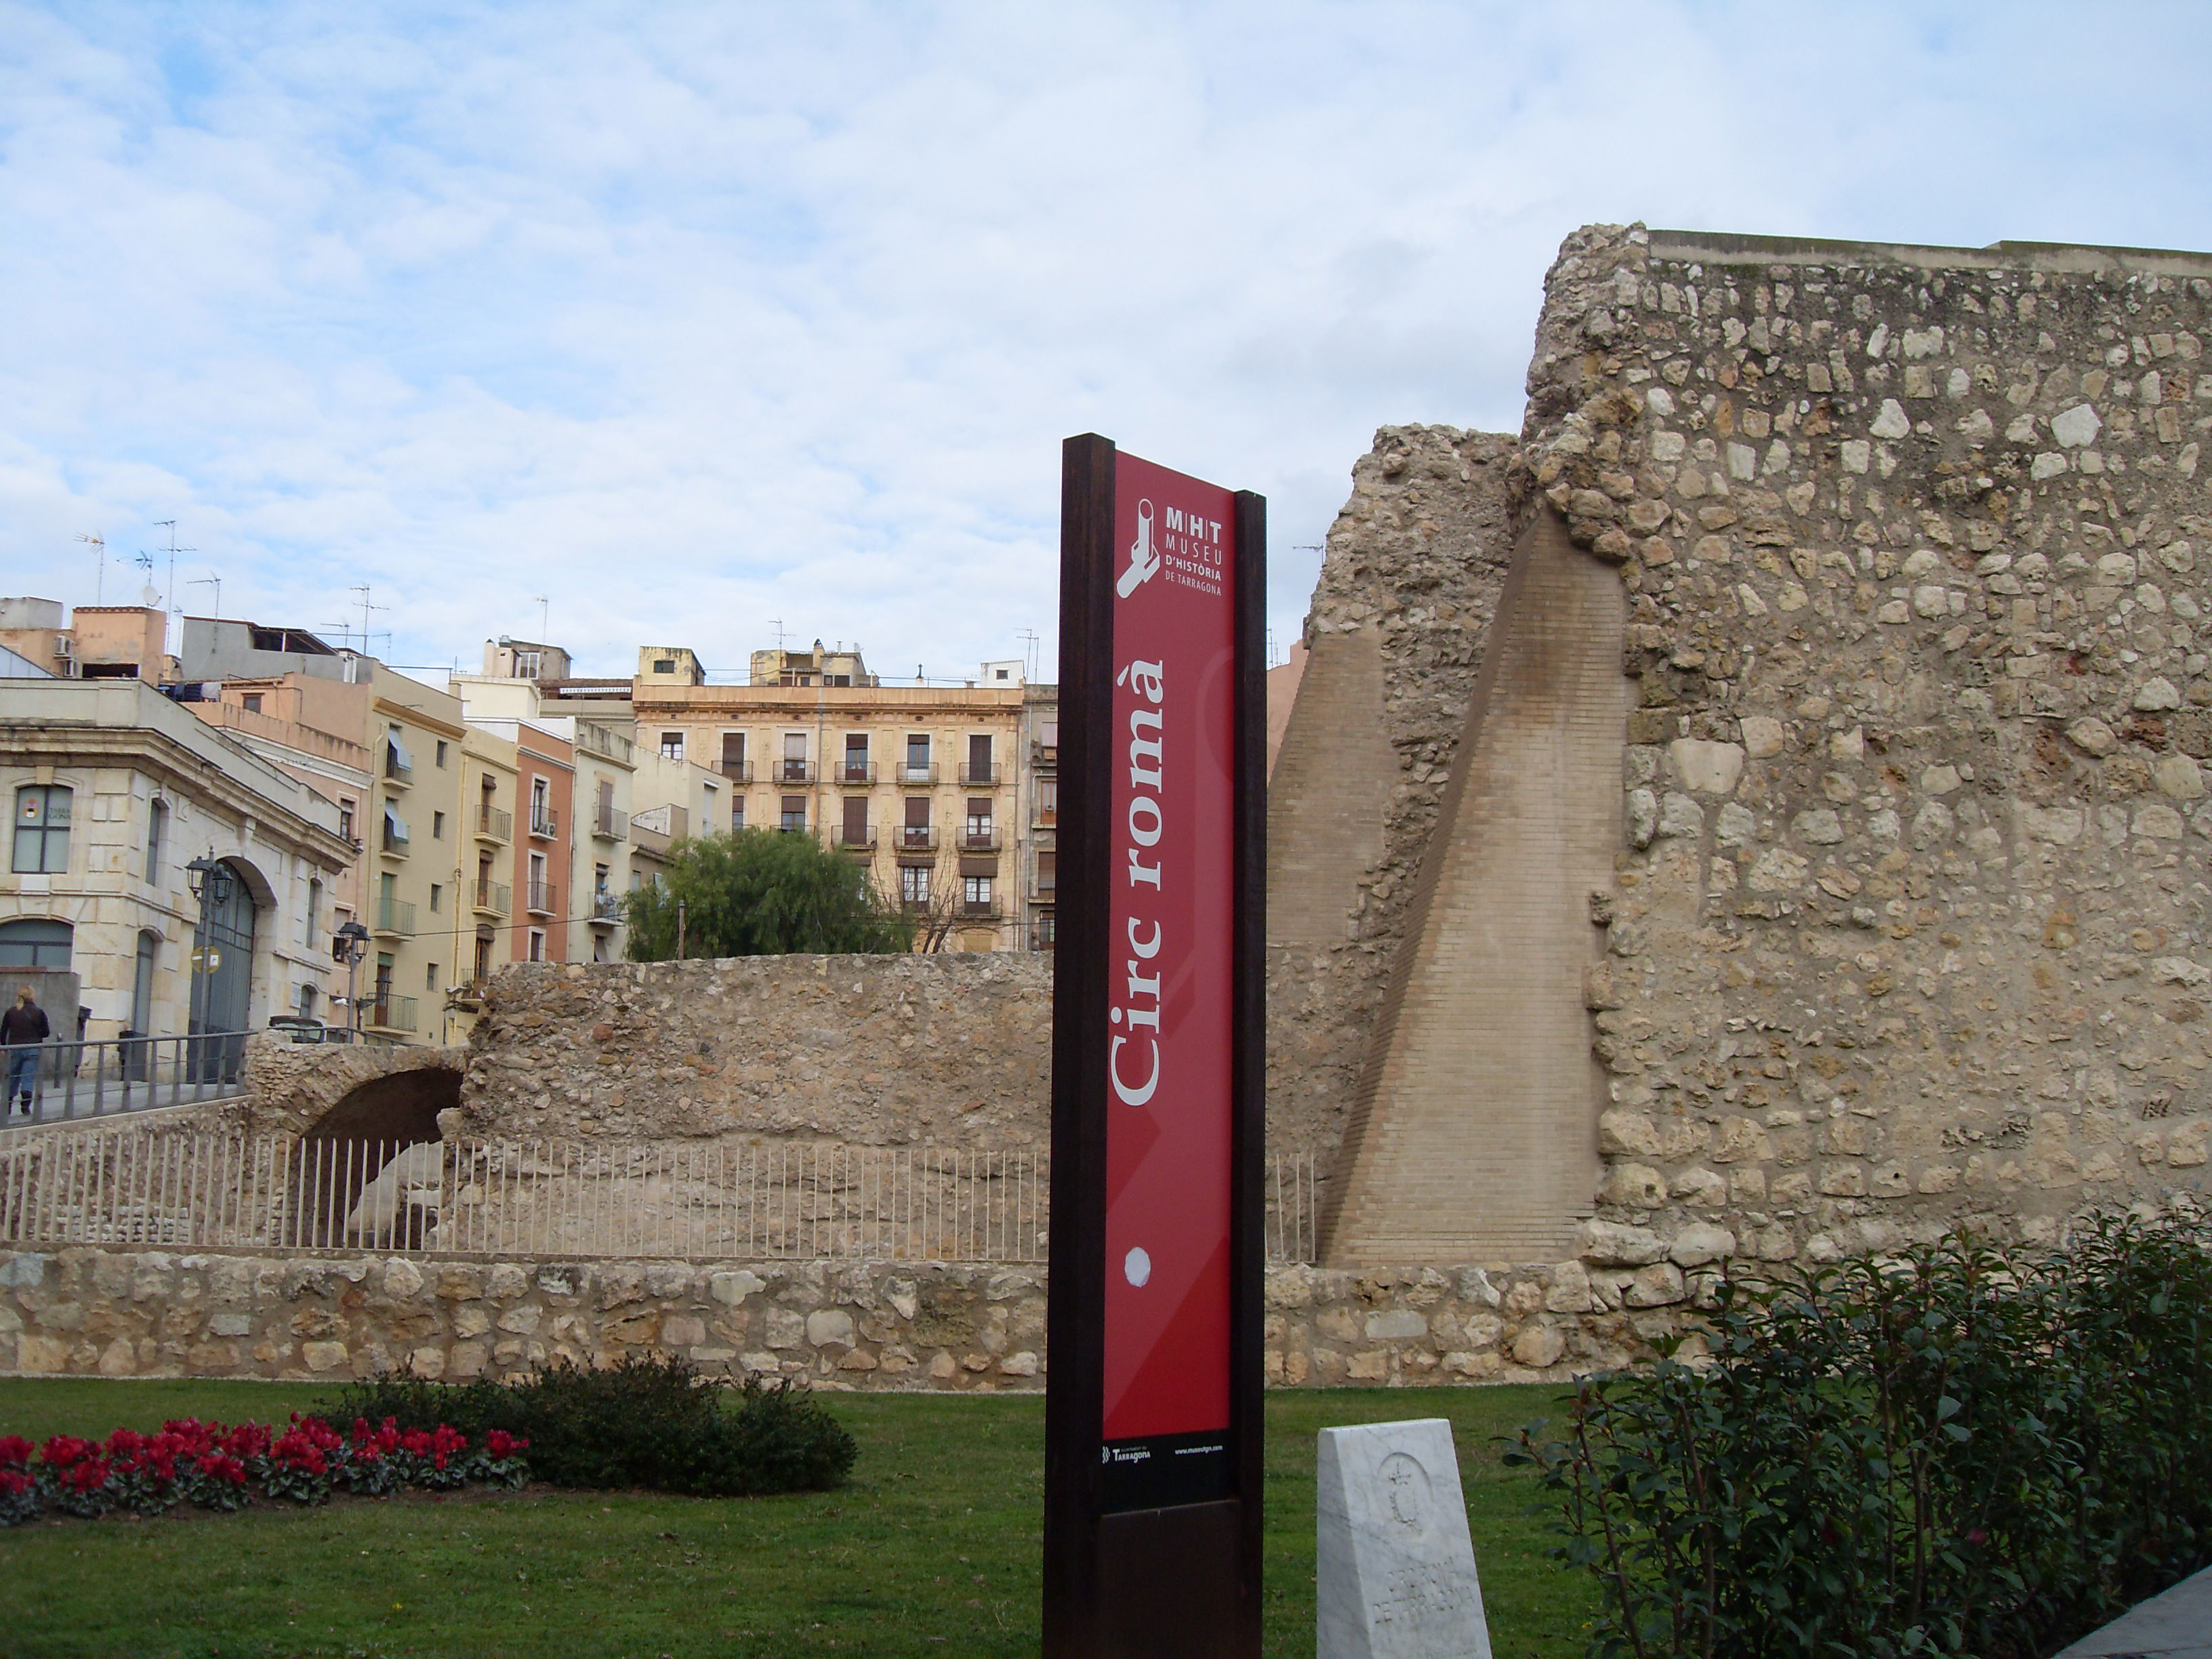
769;619;785;650
131;552;159;608
151;521;194;619
533;595;549;641
1016;628;1040;682
75;533;106;605
186;572;222;618
350;585;387;657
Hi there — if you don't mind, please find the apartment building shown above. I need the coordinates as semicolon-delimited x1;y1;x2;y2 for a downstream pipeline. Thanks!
450;724;520;1025
1;600;176;684
179;619;474;1043
0;677;352;1043
462;718;575;968
632;643;1053;953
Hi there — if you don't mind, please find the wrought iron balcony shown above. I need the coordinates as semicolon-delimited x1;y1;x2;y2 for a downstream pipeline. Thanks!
525;880;557;916
592;804;626;841
476;804;512;842
959;828;1001;853
834;762;877;785
772;759;815;784
589;892;622;924
892;825;938;853
473;879;511;916
958;762;998;786
893;762;937;785
528;808;559;840
366;994;418;1033
718;760;753;783
373;896;416;937
834;825;877;852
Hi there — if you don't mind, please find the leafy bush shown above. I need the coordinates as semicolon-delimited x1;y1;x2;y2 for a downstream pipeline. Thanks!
0;1416;527;1525
1510;1212;2212;1659
623;828;912;960
317;1353;857;1498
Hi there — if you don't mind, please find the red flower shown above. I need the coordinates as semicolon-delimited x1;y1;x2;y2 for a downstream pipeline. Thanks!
60;1458;110;1493
1966;1528;1988;1545
39;1435;96;1470
0;1436;31;1467
0;1469;30;1496
485;1430;527;1459
194;1452;247;1486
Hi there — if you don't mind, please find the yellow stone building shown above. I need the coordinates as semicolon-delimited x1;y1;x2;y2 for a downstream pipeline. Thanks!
631;644;1056;953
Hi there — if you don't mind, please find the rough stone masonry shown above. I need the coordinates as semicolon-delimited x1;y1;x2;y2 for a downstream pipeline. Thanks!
1275;225;2212;1286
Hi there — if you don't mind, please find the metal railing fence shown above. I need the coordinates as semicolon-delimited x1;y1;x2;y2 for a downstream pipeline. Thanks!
0;1030;258;1126
0;1126;1326;1265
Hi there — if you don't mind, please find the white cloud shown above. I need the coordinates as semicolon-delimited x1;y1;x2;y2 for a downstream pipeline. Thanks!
3;0;2211;678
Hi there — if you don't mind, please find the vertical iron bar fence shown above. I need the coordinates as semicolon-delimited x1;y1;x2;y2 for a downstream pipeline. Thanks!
0;1126;1323;1266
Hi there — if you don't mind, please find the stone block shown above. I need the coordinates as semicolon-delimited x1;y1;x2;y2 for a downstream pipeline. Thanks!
1317;1418;1491;1659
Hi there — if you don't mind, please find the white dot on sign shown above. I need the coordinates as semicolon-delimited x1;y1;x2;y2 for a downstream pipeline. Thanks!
1124;1247;1151;1288
1109;1008;1121;1023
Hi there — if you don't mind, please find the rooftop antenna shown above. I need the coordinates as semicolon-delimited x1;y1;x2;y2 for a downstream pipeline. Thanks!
186;572;221;618
350;585;387;660
75;533;106;605
152;520;193;651
769;619;785;649
131;552;159;609
534;595;549;642
1016;628;1040;682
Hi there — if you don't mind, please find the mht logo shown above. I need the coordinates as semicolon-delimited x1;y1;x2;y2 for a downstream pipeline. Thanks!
1118;499;1224;598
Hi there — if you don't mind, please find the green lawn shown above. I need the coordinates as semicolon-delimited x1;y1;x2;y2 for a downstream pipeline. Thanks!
0;1378;1595;1658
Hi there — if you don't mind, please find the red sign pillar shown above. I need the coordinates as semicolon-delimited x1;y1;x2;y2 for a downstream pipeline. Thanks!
1044;434;1265;1656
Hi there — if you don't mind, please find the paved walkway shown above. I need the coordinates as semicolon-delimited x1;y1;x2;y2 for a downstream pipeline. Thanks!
2060;1566;2212;1658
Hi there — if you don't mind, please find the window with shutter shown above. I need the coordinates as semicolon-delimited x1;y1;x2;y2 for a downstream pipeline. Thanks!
966;733;993;784
842;797;869;846
780;796;806;832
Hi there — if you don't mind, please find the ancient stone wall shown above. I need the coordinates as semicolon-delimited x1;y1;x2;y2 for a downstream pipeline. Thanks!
457;955;1050;1147
1265;427;1518;1156
0;1245;1685;1391
1277;223;2212;1277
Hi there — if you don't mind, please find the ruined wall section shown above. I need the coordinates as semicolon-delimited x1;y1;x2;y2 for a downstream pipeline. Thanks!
459;955;1050;1147
1518;224;2212;1277
1265;426;1517;1156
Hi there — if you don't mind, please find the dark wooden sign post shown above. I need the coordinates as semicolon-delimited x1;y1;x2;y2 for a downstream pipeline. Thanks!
1044;433;1265;1657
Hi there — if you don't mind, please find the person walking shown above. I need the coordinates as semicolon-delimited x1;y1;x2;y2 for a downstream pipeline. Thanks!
3;987;50;1117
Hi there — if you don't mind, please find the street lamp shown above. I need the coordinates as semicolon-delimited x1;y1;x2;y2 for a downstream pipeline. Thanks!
184;855;235;1037
332;920;370;1042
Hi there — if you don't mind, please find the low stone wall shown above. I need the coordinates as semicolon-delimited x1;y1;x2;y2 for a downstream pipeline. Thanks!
0;1248;1686;1391
460;955;1050;1147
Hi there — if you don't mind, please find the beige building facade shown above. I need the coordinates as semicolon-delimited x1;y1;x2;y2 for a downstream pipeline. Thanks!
632;644;1053;953
0;678;352;1044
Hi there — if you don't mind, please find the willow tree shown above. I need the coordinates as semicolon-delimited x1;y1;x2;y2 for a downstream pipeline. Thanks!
623;830;914;960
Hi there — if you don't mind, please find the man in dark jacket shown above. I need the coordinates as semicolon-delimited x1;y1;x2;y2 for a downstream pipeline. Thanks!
3;987;49;1115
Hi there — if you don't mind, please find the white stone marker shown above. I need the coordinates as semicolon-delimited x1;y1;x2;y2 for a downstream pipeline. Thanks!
1317;1418;1492;1659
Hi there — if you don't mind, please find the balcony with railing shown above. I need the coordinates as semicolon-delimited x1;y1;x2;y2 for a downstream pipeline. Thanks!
958;826;1002;853
476;804;512;843
957;901;1002;922
833;761;877;786
525;880;557;916
366;994;419;1034
958;762;998;786
473;878;511;916
718;760;754;783
373;895;417;937
893;762;937;786
1031;739;1057;769
592;804;627;841
588;891;622;926
833;825;876;853
383;750;413;789
892;825;939;854
528;808;559;840
771;758;816;784
380;824;410;859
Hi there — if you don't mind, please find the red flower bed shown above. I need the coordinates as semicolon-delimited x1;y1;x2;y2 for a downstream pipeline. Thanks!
0;1415;527;1524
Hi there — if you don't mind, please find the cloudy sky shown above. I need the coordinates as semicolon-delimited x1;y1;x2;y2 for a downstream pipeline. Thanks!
5;3;2211;684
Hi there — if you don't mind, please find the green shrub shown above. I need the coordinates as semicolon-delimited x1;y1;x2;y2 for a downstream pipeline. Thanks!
316;1354;857;1498
1509;1211;2212;1659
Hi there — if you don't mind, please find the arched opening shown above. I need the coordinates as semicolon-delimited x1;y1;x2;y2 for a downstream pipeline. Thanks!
189;859;258;1036
290;1067;462;1249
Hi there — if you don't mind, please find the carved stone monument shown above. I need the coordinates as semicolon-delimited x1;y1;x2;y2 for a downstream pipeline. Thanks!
1317;1418;1492;1659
